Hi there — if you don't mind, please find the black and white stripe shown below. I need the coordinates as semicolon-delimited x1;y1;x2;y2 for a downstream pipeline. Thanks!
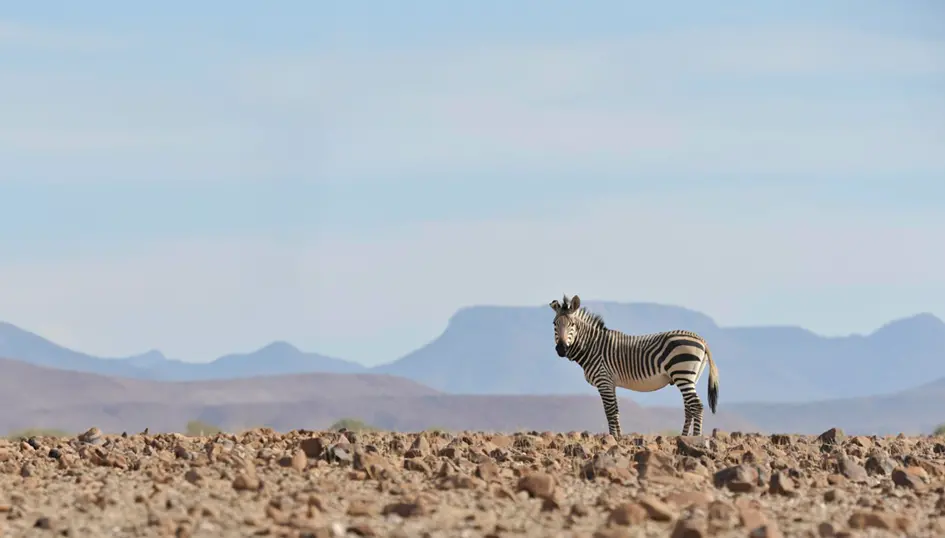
550;294;720;437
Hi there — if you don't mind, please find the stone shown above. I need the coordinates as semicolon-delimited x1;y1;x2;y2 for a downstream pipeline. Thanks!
638;495;676;521
769;472;798;496
607;502;647;526
848;511;912;532
837;456;869;483
713;464;760;492
892;467;927;490
381;499;427;518
676;436;711;458
818;428;845;445
663;490;713;510
516;471;556;500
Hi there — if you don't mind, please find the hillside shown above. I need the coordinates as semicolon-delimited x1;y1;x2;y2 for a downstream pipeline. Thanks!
2;356;944;437
727;376;945;436
0;357;434;413
0;357;752;435
0;322;366;380
372;302;945;405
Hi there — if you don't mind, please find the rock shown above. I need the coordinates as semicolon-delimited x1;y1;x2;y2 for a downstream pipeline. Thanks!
405;435;431;458
748;524;784;538
403;458;431;474
580;454;634;483
737;502;767;530
77;427;103;445
713;464;760;492
563;443;588;459
347;523;376;537
818;428;845;445
865;454;896;476
516;471;556;500
570;503;589;517
346;500;377;517
232;470;261;491
671;515;707;538
676;436;710;458
326;442;353;464
381;499;427;518
891;467;926;490
837;456;869;483
607;502;647;526
475;461;499;482
823;489;845;503
663;490;713;510
593;528;635;538
769;472;798;497
635;450;677;483
353;451;394;480
848;511;912;532
638;495;676;521
299;437;328;459
184;469;202;485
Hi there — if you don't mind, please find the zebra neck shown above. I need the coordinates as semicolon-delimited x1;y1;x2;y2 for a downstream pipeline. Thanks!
569;329;604;366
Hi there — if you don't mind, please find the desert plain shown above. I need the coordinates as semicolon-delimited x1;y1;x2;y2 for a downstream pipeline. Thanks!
1;426;944;538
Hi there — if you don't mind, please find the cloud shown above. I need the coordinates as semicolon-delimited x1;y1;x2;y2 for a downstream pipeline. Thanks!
1;187;942;364
3;22;942;183
237;26;945;181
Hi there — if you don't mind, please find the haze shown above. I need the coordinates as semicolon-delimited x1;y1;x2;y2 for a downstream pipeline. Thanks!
1;1;943;367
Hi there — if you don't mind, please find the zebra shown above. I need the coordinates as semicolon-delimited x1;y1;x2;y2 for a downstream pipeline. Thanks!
549;294;720;437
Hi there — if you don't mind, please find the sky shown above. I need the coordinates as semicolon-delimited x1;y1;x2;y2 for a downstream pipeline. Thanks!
0;1;944;366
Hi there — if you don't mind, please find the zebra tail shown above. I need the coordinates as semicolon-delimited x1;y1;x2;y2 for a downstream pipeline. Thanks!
706;343;720;414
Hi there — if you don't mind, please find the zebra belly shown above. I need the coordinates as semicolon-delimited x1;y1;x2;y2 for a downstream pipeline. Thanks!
616;373;672;392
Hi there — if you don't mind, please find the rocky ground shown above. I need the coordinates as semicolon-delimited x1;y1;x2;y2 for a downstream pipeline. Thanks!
1;427;944;537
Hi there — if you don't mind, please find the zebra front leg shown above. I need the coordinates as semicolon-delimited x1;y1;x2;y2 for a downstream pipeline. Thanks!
597;383;621;437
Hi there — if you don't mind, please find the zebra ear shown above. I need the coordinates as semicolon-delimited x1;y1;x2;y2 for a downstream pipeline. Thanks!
571;295;581;310
549;300;561;311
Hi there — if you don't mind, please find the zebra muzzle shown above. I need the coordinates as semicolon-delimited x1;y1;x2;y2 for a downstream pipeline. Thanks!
555;342;567;357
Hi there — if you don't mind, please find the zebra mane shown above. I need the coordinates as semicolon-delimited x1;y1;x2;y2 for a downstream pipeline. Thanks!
574;307;607;331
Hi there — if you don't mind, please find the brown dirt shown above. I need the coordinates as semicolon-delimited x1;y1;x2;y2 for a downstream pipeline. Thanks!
2;427;945;537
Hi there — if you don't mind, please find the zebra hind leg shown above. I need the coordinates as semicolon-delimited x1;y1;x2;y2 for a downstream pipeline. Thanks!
672;377;704;436
681;409;693;437
691;401;706;436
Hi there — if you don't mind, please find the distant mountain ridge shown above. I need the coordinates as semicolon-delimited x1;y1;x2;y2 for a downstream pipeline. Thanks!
1;301;943;404
0;322;366;381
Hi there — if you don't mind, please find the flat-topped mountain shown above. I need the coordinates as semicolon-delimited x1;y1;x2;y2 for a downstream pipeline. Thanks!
372;302;945;404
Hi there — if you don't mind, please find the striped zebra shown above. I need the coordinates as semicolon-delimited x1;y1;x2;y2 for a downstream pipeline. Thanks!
549;294;720;437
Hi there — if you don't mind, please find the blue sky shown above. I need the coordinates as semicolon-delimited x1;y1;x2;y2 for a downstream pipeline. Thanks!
0;1;943;365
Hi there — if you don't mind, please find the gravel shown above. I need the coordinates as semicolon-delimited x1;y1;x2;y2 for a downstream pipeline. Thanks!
1;426;944;537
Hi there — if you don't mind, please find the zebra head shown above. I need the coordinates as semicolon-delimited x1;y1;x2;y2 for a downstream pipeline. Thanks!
549;294;582;358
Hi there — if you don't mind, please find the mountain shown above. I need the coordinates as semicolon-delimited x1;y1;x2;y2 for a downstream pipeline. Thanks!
372;302;945;405
2;301;944;406
127;341;367;381
0;323;366;380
